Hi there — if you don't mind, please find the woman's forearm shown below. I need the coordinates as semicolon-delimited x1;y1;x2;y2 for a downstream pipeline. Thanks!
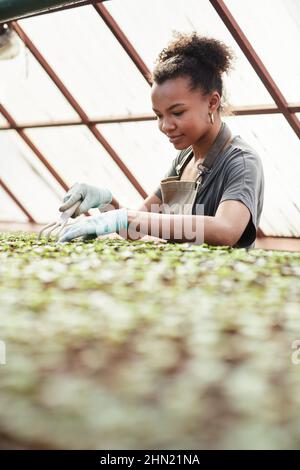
126;210;231;245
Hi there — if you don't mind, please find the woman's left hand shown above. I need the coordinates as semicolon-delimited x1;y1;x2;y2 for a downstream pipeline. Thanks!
58;209;128;243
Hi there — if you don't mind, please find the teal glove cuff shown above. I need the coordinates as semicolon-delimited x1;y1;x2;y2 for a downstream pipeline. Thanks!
96;208;128;236
58;209;128;243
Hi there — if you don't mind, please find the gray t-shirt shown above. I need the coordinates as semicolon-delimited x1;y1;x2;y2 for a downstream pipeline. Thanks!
154;135;265;249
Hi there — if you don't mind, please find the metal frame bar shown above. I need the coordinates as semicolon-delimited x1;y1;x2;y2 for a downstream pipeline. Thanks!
11;21;147;199
209;0;300;139
1;103;300;131
231;103;300;116
0;177;36;222
93;2;151;84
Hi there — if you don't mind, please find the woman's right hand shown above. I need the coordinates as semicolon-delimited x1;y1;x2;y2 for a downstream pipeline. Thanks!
59;183;112;217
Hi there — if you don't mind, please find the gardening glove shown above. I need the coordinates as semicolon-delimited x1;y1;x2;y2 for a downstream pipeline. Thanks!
59;183;112;218
58;209;128;243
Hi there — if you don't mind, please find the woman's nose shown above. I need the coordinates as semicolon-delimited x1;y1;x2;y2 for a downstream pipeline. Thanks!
160;118;176;134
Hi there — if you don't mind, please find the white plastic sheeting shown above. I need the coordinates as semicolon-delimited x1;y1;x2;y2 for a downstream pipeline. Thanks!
96;120;177;195
0;185;28;222
26;125;143;209
224;114;300;237
19;7;152;119
0;113;8;127
0;0;299;236
0;48;79;124
226;0;300;103
0;130;65;222
106;0;274;106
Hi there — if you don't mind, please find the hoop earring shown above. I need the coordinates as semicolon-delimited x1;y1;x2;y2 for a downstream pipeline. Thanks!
209;112;214;125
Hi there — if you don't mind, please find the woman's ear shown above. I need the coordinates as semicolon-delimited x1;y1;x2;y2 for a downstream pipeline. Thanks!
209;92;221;113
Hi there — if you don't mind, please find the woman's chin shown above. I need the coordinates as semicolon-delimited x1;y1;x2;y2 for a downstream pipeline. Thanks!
172;141;186;150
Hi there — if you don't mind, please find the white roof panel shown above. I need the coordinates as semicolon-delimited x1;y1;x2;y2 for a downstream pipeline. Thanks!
26;125;143;209
106;0;274;106
0;131;64;223
226;0;300;103
97;120;178;195
0;185;28;222
224;114;300;237
0;48;79;124
0;113;8;127
20;6;152;119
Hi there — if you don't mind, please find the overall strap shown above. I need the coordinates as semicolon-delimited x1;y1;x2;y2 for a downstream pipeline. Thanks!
175;147;193;176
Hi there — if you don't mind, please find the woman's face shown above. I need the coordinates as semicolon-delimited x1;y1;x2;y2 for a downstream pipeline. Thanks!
151;76;215;149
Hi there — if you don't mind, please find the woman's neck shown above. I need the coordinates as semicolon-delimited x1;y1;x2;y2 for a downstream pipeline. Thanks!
192;118;222;162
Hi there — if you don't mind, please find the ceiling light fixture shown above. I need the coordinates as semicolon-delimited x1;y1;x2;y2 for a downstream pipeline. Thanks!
0;24;20;60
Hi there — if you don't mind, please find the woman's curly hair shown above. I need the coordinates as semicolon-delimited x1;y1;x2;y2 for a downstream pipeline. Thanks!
151;32;234;112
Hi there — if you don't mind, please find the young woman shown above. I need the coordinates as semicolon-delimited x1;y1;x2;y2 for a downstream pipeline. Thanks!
59;32;264;248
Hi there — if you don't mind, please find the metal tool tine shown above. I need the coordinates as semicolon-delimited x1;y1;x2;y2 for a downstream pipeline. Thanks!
38;222;57;240
38;200;81;241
